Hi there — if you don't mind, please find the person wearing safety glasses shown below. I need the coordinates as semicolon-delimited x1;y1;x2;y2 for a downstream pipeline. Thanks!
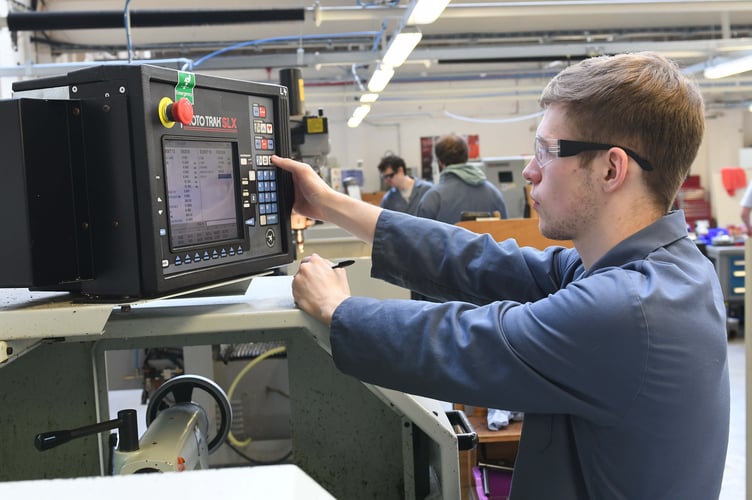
273;52;728;500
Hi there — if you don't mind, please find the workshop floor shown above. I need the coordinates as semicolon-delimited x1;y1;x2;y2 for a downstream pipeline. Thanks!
720;336;744;500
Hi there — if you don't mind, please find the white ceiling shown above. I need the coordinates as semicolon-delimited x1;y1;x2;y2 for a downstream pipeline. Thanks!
8;0;752;113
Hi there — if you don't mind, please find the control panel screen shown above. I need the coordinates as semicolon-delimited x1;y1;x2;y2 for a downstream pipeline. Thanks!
163;138;242;250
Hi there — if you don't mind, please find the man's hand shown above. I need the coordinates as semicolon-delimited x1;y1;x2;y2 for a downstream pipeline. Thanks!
272;155;332;222
292;253;351;325
273;154;382;245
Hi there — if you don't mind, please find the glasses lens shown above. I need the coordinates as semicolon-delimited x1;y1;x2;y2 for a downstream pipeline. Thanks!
534;137;547;167
534;137;557;168
383;172;395;180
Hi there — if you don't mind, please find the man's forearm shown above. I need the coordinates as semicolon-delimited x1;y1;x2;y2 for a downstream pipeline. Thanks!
322;190;383;245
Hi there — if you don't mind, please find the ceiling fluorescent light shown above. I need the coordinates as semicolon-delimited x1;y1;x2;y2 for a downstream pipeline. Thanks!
704;54;752;79
406;0;451;25
367;64;395;93
360;93;379;103
347;104;371;128
382;29;422;68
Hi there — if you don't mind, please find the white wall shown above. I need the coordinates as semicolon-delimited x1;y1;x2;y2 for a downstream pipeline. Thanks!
319;90;542;193
703;110;748;227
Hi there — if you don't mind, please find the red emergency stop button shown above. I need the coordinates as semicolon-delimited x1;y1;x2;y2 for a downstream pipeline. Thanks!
168;98;194;125
158;96;194;128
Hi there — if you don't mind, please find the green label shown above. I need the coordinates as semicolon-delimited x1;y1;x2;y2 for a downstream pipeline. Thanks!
176;71;196;104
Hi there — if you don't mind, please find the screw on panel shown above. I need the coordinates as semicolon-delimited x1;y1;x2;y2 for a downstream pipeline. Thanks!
119;86;126;94
103;104;111;112
71;86;78;93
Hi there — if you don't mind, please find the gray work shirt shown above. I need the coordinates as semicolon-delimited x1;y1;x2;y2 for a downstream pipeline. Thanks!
380;178;433;215
330;209;729;499
416;165;508;224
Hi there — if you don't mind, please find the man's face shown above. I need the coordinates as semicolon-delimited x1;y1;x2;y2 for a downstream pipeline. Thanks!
381;166;401;188
522;103;600;241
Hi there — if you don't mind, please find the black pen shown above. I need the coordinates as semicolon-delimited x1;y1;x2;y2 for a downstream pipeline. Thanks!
331;259;356;269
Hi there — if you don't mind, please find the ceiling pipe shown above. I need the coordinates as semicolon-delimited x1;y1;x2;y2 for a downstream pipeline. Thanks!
312;0;752;24
183;36;752;75
4;9;305;31
440;0;752;17
5;34;749;80
306;0;752;26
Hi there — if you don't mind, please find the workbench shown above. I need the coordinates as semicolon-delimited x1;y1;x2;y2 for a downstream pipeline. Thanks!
0;270;463;499
0;464;334;499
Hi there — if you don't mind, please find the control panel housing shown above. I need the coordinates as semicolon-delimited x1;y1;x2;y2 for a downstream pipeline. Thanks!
1;64;294;299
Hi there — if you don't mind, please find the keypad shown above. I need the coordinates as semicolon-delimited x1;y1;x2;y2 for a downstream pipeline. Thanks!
257;167;279;225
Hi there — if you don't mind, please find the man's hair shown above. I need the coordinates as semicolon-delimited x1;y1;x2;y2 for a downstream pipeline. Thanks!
539;51;705;211
434;134;469;167
377;155;406;174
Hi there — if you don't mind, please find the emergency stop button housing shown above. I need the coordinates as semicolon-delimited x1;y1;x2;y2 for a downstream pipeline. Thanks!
159;96;193;128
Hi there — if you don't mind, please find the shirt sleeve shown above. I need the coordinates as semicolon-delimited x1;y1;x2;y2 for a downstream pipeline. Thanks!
741;184;752;208
379;190;392;209
371;210;576;304
330;268;648;425
415;189;439;220
329;210;647;423
495;190;509;219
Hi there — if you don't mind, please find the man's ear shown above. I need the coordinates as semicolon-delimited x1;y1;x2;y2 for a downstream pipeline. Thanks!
602;147;630;192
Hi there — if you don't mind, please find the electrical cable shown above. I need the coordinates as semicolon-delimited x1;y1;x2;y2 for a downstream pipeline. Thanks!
184;31;382;71
123;0;133;63
372;19;388;52
443;109;544;124
225;345;287;448
108;433;118;475
225;440;293;466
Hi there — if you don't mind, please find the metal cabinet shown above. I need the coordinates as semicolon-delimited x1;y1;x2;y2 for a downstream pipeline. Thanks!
706;245;746;303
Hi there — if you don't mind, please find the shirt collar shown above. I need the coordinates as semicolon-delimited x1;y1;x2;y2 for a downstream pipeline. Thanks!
585;210;689;275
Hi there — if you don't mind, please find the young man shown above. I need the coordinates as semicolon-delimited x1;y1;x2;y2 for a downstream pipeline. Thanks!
416;134;508;223
377;154;432;215
272;52;729;499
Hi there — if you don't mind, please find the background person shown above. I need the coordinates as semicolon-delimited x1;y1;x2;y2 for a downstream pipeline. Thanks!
272;51;729;499
377;154;432;215
416;134;508;224
740;182;752;234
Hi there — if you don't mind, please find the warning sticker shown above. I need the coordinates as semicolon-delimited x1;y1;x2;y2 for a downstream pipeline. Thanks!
176;71;196;104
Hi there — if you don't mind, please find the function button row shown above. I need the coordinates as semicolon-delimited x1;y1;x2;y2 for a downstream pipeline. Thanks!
166;246;245;267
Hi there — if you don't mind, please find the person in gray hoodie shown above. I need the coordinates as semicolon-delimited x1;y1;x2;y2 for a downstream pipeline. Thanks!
416;134;508;223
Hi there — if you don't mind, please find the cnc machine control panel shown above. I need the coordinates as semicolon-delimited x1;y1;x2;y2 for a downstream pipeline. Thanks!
1;65;294;299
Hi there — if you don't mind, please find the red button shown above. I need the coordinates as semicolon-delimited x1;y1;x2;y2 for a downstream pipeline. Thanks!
169;98;194;125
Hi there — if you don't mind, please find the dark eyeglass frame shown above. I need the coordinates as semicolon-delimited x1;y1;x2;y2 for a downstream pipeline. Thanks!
535;137;653;171
381;171;396;180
